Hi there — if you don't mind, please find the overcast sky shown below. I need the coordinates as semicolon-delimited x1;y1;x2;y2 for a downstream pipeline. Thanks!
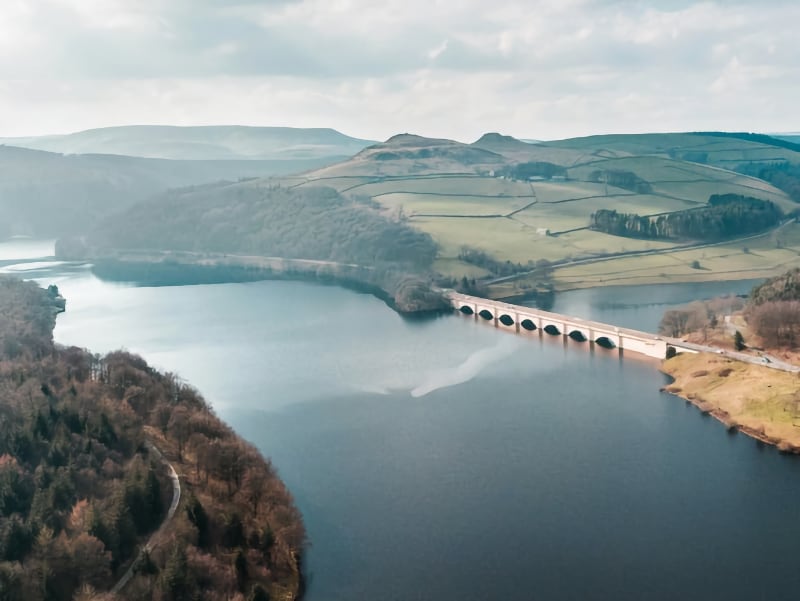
1;0;797;141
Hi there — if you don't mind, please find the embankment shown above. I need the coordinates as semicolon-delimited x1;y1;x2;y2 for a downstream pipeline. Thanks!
661;352;800;453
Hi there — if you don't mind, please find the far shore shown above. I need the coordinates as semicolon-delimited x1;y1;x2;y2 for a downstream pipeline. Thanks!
78;252;453;316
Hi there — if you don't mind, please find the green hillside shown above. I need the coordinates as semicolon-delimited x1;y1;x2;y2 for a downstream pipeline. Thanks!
284;132;798;289
0;125;375;161
544;132;800;168
87;130;800;301
0;145;337;238
79;181;445;312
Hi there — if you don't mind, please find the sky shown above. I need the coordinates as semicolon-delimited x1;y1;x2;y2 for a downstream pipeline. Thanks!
0;0;798;142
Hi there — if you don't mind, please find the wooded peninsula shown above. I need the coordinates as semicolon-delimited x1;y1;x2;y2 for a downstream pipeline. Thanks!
0;277;305;601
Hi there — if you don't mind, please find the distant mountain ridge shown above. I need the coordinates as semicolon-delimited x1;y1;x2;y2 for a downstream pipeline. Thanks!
0;144;340;237
0;124;376;161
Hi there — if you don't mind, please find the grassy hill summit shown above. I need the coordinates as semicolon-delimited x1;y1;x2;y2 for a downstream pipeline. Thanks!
471;132;534;151
0;125;375;161
307;133;506;177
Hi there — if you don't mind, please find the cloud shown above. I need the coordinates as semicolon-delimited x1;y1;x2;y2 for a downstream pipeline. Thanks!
0;0;797;139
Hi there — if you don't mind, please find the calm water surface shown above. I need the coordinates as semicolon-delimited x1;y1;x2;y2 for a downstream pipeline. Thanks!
3;241;799;601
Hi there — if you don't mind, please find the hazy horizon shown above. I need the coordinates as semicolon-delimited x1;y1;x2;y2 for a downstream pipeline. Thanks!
2;123;799;147
1;1;797;141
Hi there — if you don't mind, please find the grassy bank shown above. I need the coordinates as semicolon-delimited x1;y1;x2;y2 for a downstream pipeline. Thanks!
662;352;800;452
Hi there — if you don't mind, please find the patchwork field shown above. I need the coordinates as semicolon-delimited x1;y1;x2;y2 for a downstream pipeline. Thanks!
547;132;800;167
376;193;531;217
551;222;800;290
285;131;800;289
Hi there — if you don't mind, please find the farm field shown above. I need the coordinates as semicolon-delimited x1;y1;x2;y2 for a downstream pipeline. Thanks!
548;222;800;290
512;193;698;234
650;180;790;207
348;175;535;197
377;193;531;217
290;175;377;192
547;132;800;166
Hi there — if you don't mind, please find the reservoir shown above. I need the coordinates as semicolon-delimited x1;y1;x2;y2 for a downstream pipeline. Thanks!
4;241;800;601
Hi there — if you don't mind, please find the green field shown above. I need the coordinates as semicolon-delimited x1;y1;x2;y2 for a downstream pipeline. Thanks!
512;193;698;234
349;175;534;197
547;132;800;167
550;222;800;290
378;192;531;217
291;175;377;192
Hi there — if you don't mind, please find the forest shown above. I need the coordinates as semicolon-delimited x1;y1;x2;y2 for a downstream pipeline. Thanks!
658;296;745;340
658;268;800;349
89;183;438;271
587;169;652;193
498;161;566;180
736;161;800;202
0;277;305;601
745;268;800;348
590;194;784;241
77;182;448;313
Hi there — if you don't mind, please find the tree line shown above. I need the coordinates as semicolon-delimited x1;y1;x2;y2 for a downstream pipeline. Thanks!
658;268;800;350
497;162;566;180
736;161;800;203
590;194;783;241
745;269;800;348
658;296;745;340
457;246;552;279
587;169;652;193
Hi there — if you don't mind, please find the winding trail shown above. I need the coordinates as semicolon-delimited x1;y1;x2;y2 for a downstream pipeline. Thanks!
111;441;181;595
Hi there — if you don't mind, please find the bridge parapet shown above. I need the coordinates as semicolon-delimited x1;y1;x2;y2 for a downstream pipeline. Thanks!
447;291;669;360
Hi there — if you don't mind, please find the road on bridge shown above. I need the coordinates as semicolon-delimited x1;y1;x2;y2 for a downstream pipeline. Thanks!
666;337;800;373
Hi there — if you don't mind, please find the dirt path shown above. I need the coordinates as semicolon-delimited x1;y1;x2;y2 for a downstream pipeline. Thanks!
111;441;181;595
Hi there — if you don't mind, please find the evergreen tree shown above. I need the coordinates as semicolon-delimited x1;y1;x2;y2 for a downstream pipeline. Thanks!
734;330;746;351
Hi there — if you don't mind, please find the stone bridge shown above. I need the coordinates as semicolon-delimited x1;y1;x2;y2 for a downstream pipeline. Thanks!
447;291;695;359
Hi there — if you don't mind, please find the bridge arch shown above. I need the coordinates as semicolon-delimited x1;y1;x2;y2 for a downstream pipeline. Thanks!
595;336;616;349
568;330;588;342
447;292;666;359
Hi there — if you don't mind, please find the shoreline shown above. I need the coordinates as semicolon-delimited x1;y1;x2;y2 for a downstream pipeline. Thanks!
660;352;800;454
83;254;451;317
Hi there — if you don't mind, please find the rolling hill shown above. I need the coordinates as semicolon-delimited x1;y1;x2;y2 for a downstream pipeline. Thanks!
543;131;800;168
0;145;339;238
0;125;375;161
288;132;793;260
71;129;800;303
